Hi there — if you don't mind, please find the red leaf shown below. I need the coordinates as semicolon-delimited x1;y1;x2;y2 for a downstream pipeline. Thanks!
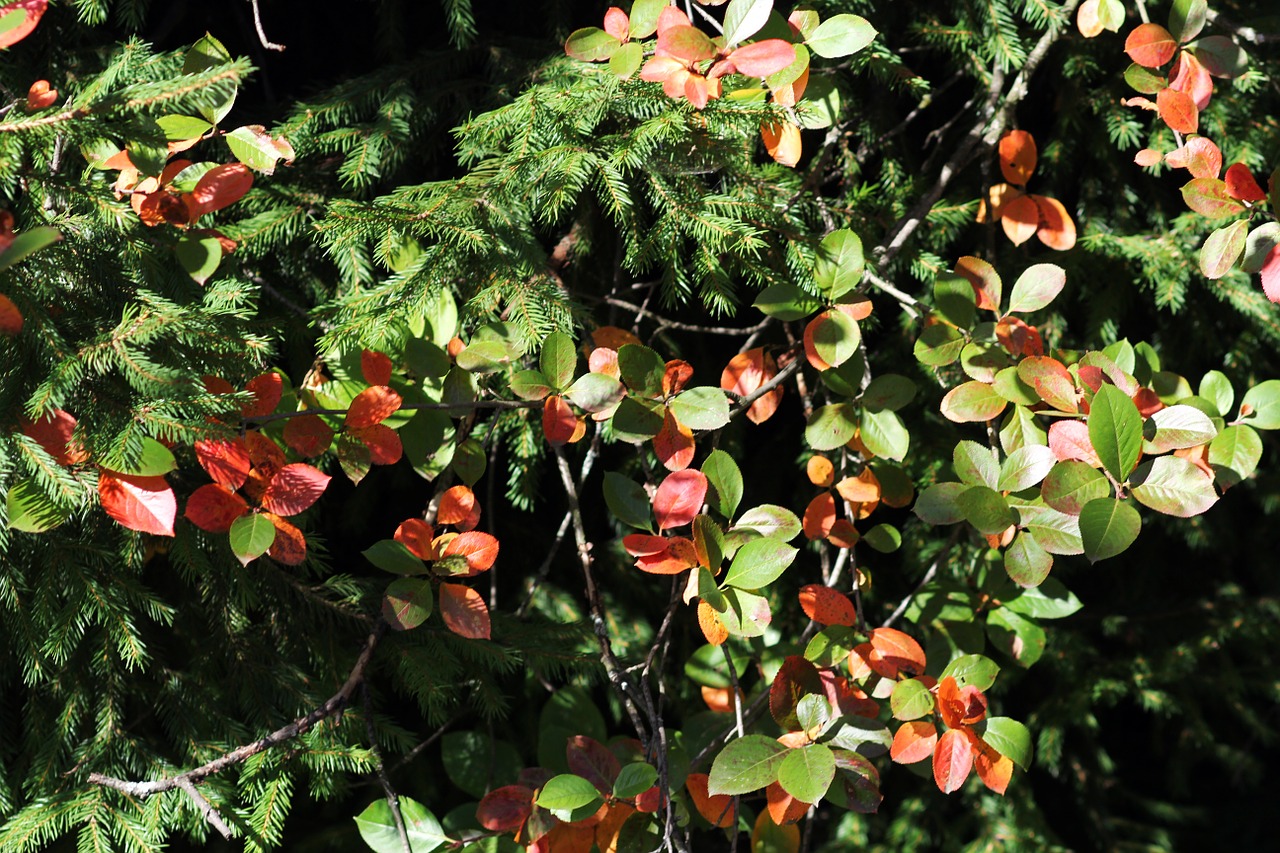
242;372;283;419
352;423;402;465
361;349;393;386
890;720;938;764
204;375;236;396
439;582;491;639
653;409;695;471
184;483;248;532
1000;194;1040;246
477;785;534;832
1260;245;1280;303
603;7;629;41
1225;162;1267;201
0;1;47;50
1156;87;1198;134
185;163;253;220
685;773;734;828
543;395;580;446
99;472;176;536
282;414;334;457
260;463;331;516
657;24;716;63
770;655;823;729
1169;50;1213;109
937;675;987;728
443;531;500;574
635;537;697;575
438;485;478;528
195;438;251;489
394;518;437;560
0;293;22;336
623;534;669;556
346;385;402;428
933;729;974;793
1125;22;1178;68
721;347;782;424
761;121;801;168
662;360;694;396
656;5;689;34
265;512;307;565
21;409;86;466
1048;419;1103;467
955;255;1001;312
994;316;1043;357
798;585;857;627
998;130;1037;185
802;493;836;540
1165;137;1221;179
726;39;797;78
766;781;810;825
868;627;927;678
1033;195;1078;251
652;469;707;530
567;735;621;794
244;429;286;472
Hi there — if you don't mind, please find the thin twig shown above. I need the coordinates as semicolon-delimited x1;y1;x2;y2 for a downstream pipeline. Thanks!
248;0;287;51
602;297;772;336
363;684;412;853
176;777;233;840
391;710;466;773
515;511;573;617
727;355;801;419
883;528;962;628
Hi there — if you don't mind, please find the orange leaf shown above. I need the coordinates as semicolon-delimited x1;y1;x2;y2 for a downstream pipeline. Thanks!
635;537;697;574
890;720;938;764
0;293;21;336
439;582;491;639
999;194;1040;246
762;121;801;167
265;512;307;565
437;485;477;527
995;316;1043;358
835;468;880;504
184;483;249;532
195;438;251;489
594;802;635;853
1225;162;1267;201
1169;49;1213;109
361;349;393;386
933;728;974;794
0;1;47;50
766;781;810;825
346;385;402;428
867;627;926;678
826;519;860;548
653;409;695;471
352;424;402;465
662;360;694;396
955;255;1001;312
698;600;729;645
1134;148;1162;167
1125;22;1178;68
99;471;176;536
260;463;331;516
686;773;734;828
443;530;500;574
721;347;782;424
653;469;707;530
282;414;334;457
543;395;579;446
394;518;437;560
591;326;643;351
974;740;1014;795
24;79;56;110
588;347;620;378
700;685;742;713
1164;137;1221;179
805;455;834;488
798;584;857;627
243;372;283;419
185;162;253;220
802;492;836;540
1033;195;1077;251
998;130;1037;185
1156;87;1198;134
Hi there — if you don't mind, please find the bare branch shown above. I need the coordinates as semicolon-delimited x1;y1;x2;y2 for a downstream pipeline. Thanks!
602;297;773;336
248;0;287;51
177;777;233;840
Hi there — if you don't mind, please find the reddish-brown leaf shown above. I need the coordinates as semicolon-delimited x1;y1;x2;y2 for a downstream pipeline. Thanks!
260;463;331;516
1125;22;1178;68
591;326;643;351
477;785;534;832
437;485;477;527
622;534;668;557
1164;137;1221;179
361;349;393;386
0;293;22;336
868;627;927;678
1020;356;1078;413
195;438;251;489
1156;87;1198;134
762;121;802;168
282;414;335;458
1000;194;1040;246
955;255;1001;312
21;409;87;466
798;584;857;627
1225;162;1267;201
802;493;836;540
995;316;1044;357
0;1;47;50
805;455;834;488
766;781;810;826
99;471;176;536
543;395;580;446
770;656;824;729
439;582;491;639
184;483;248;532
635;537;698;574
653;409;695;471
998;130;1037;185
567;735;621;794
394;518;437;560
243;372;283;419
721;347;782;425
933;728;974;794
351;424;401;465
185;162;253;220
1033;195;1078;251
726;39;796;78
265;512;307;565
819;669;880;718
890;720;938;764
685;773;734;828
653;469;707;530
244;429;286;472
827;518;860;548
662;360;694;396
443;531;500;574
346;385;402;428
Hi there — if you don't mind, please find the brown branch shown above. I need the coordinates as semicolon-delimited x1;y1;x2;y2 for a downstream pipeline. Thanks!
249;0;287;51
727;354;800;419
89;626;384;809
177;777;232;840
601;297;773;336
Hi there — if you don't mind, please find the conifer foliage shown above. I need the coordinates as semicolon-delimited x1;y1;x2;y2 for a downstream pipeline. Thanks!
4;0;1280;850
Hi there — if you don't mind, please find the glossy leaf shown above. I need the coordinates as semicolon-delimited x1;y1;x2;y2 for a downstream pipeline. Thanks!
99;472;176;536
439;583;490;639
1241;380;1280;429
1125;23;1178;68
941;381;1007;423
382;577;433;630
653;469;708;530
812;228;865;300
707;734;789;795
1079;497;1142;562
260;463;330;516
933;729;973;794
1004;531;1053;587
1209;424;1262;489
890;721;937;764
565;26;621;61
805;13;877;59
777;744;835;804
1041;460;1111;514
977;717;1033;770
998;130;1037;185
1199;219;1248;279
1006;264;1065;314
723;537;797;589
354;797;447;853
1129;456;1219;517
1181;178;1246;219
702;449;744;519
804;403;858;450
957;486;1015;535
229;512;276;565
185;483;248;532
1089;385;1143;481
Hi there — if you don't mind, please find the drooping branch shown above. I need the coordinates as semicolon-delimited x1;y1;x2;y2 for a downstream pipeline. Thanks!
248;0;287;51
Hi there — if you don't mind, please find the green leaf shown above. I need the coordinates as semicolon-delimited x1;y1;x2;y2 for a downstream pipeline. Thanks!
1129;456;1219;517
723;537;797;590
940;381;1007;423
1209;424;1262;489
914;324;964;366
614;763;659;799
706;734;789;795
1241;380;1280;429
565;372;624;413
155;114;213;142
861;374;916;412
998;445;1056;492
1001;577;1083;620
1124;63;1167;94
6;480;67;533
1198;370;1234;416
565;27;621;61
354;798;448;853
805;403;858;451
796;694;830;733
1004;530;1053;587
1089;385;1143;481
536;774;602;821
604;472;652;530
510;369;553;401
183;33;238;125
1192;35;1248;78
1243;222;1280;273
999;404;1047;454
1181;178;1246;219
986;607;1046;668
382;578;433;630
952;440;998;489
0;226;61;273
863;523;900;553
777;743;835;804
442;732;522;799
1014;501;1084;555
611;396;664;441
363;540;427;575
229;513;276;566
1198;219;1248;279
732;504;801;541
813;229;865;300
805;14;877;58
454;341;510;374
1041;461;1111;515
105;436;176;477
961;341;1010;383
723;0;773;46
670;387;730;430
1078;498;1141;563
940;654;1000;692
1006;264;1066;314
975;718;1032;770
933;273;976;329
858;409;909;461
1142;404;1217;453
890;678;935;721
811;309;860;368
175;233;223;284
718;588;773;638
225;125;285;172
610;40;643;78
702;449;744;519
913;482;968;525
753;282;822;321
957;486;1015;535
628;0;666;38
1168;0;1208;43
540;331;577;391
